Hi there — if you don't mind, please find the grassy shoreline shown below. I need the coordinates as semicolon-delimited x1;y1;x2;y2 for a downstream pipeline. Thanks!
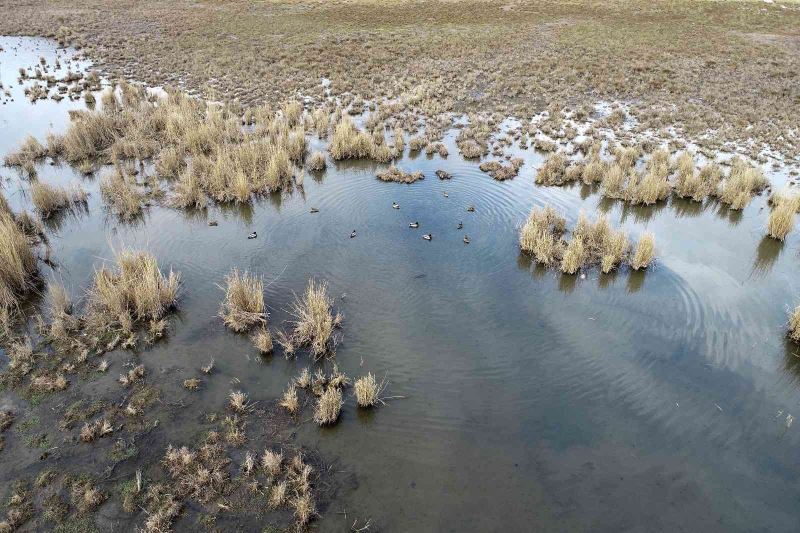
0;0;798;160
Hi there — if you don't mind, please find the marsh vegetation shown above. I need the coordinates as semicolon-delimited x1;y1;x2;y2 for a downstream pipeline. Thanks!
0;4;800;531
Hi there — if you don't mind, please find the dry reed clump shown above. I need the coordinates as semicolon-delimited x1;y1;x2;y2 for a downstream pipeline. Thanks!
535;153;569;185
766;190;800;241
789;306;800;344
630;232;655;270
612;145;640;168
677;159;722;202
261;449;283;477
581;154;607;184
518;206;566;266
252;326;273;354
480;159;523;181
329;117;373;160
559;213;630;274
717;158;769;210
283;279;340;359
626;160;671;205
280;383;299;414
62;110;121;162
376;165;424;184
155;146;186;179
100;169;145;220
162;437;231;506
88;250;180;338
172;165;206;209
313;386;343;426
0;210;39;310
354;373;387;408
219;269;267;332
307;150;326;171
30;181;87;218
4;135;48;168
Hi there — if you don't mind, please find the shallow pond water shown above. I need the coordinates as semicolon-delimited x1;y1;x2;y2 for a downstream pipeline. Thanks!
2;36;800;531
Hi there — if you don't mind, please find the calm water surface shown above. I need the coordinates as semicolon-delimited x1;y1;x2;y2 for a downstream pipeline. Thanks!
1;37;800;532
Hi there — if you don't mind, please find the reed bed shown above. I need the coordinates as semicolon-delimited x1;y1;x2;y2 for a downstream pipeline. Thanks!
520;206;655;273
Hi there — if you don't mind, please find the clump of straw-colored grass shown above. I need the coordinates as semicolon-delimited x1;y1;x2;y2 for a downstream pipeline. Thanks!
89;249;180;322
4;135;48;167
767;190;800;241
219;268;266;332
0;211;39;309
100;170;144;220
717;158;769;210
789;306;800;344
535;153;569;185
376;165;423;183
30;181;86;218
284;279;339;359
313;386;343;426
307;151;326;171
280;383;299;414
519;206;566;266
63;110;120;162
354;373;387;408
630;232;655;270
329;117;372;160
559;213;630;274
252;326;273;354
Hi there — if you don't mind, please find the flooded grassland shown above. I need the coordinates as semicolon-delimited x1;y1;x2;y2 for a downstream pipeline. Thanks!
1;33;800;533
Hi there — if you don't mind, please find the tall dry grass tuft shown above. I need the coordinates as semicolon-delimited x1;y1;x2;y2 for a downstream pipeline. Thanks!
89;249;180;323
252;326;273;354
63;110;120;162
0;211;39;309
631;232;655;270
219;269;266;332
354;373;386;407
307;151;326;171
766;190;800;241
519;206;566;266
535;153;568;185
100;170;144;220
4;135;48;167
560;213;630;274
581;154;606;184
313;387;343;426
30;181;86;218
718;158;769;210
286;279;338;359
789;306;800;344
329;117;373;160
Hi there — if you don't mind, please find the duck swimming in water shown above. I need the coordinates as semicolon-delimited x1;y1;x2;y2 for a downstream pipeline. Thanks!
443;191;449;198
409;221;419;228
350;230;357;238
466;205;475;212
422;234;432;241
247;231;257;239
392;202;400;209
463;235;470;244
457;221;463;229
310;207;319;213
